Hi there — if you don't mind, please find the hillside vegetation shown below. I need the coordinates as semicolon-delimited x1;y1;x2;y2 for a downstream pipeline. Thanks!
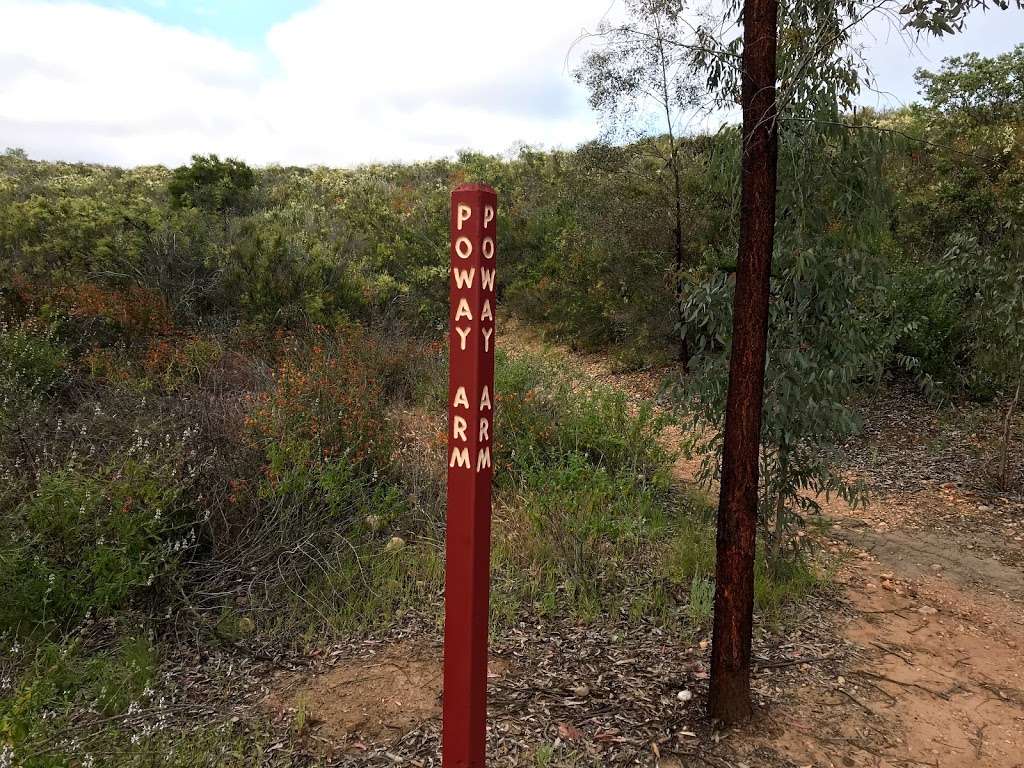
0;46;1021;766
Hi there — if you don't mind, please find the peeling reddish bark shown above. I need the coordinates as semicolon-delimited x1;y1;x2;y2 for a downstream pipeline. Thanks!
708;0;779;724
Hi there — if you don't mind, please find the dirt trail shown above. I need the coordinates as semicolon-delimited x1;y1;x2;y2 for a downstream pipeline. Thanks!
504;323;1024;768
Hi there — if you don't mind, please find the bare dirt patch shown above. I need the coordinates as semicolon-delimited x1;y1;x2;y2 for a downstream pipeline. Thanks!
826;532;1023;767
263;644;443;743
263;643;511;746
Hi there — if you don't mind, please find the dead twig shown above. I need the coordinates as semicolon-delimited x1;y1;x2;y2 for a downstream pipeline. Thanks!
854;670;952;700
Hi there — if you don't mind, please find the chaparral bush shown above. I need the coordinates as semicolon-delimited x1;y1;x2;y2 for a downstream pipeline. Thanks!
0;444;208;636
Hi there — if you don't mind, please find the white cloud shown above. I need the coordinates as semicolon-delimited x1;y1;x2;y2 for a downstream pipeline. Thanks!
0;0;603;166
0;1;263;162
1;0;1019;167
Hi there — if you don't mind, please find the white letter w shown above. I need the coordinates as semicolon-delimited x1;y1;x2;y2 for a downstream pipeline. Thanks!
453;268;475;289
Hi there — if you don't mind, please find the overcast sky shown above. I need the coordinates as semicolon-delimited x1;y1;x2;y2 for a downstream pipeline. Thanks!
1;0;1020;168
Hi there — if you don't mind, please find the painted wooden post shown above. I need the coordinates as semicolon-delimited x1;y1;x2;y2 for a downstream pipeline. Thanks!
443;183;497;767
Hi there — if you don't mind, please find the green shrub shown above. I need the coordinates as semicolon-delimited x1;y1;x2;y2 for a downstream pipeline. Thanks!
297;531;444;634
0;533;288;768
168;154;255;214
0;319;66;391
0;453;200;635
753;548;821;620
0;318;67;429
217;216;367;326
1;634;152;725
657;496;821;627
489;351;685;624
494;350;671;486
889;254;968;389
0;624;289;766
493;455;673;621
687;574;715;625
658;498;716;586
218;441;444;635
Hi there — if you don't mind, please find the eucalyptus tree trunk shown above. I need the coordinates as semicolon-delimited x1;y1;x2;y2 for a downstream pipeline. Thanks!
672;152;690;369
708;0;779;724
654;17;690;370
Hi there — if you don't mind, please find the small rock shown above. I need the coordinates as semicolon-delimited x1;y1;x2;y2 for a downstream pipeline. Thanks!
572;685;590;698
837;676;846;686
917;605;938;615
385;536;405;552
677;689;693;702
930;563;943;571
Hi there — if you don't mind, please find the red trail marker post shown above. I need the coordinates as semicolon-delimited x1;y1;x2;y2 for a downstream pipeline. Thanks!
443;184;497;767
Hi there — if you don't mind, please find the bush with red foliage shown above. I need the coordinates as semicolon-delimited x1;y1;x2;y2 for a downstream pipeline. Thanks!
246;328;397;475
59;283;173;341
